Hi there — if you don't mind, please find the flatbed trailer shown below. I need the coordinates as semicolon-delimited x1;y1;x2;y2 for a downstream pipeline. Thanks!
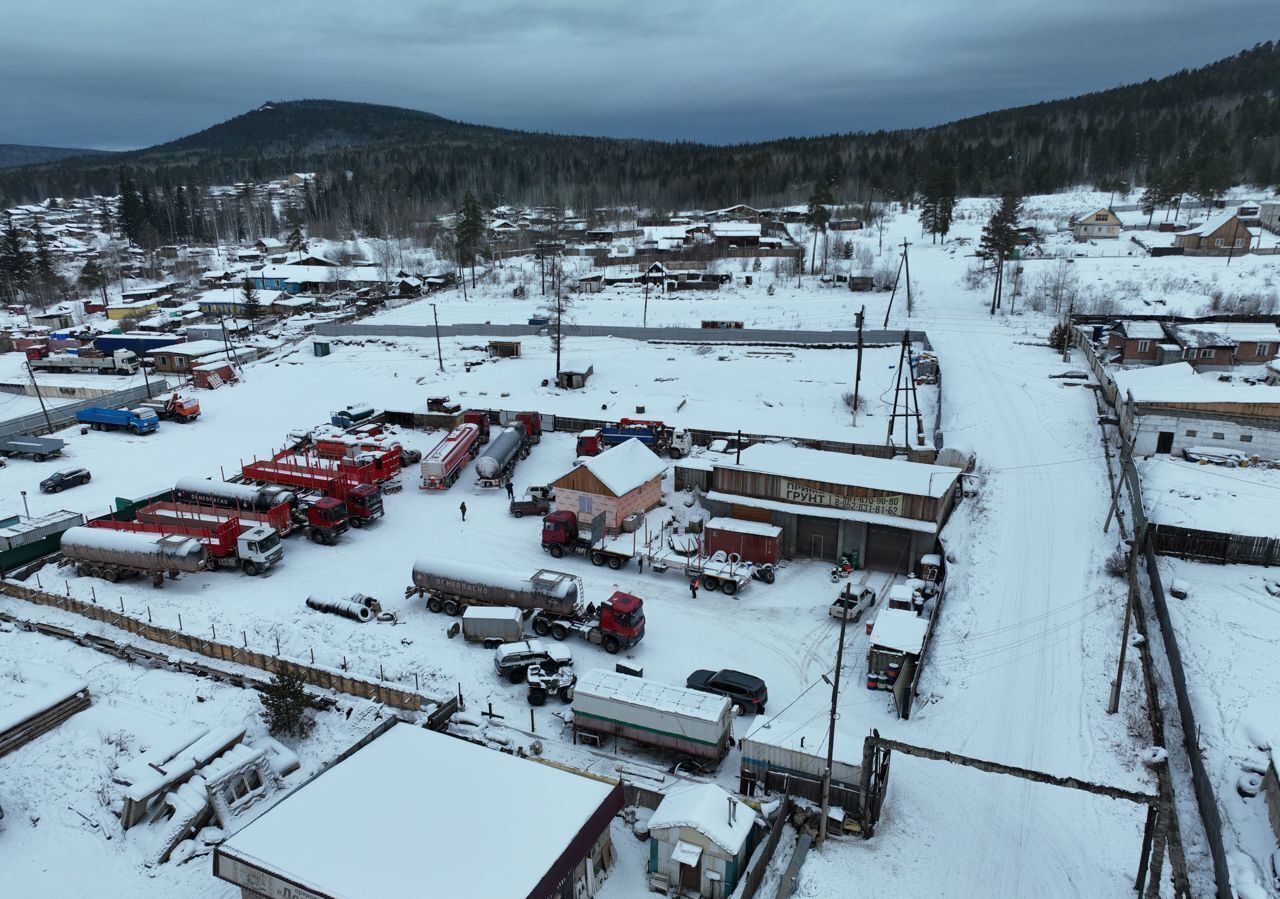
0;434;66;462
642;530;761;595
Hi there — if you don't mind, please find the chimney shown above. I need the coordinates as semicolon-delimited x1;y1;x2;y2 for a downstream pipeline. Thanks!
728;795;736;826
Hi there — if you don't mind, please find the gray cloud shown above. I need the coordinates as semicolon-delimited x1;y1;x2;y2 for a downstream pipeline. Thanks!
0;1;1273;148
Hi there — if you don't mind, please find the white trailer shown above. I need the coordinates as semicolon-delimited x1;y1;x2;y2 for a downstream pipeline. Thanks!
572;669;732;768
461;606;524;646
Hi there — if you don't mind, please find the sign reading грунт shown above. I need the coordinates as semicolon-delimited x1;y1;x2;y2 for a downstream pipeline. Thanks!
780;479;903;516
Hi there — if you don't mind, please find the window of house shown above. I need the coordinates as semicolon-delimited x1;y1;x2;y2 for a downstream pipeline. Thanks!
1241;435;1254;443
1095;213;1108;221
1185;430;1197;437
1234;238;1244;248
1199;349;1214;359
1136;340;1150;353
1182;347;1196;360
176;357;188;370
578;495;593;514
1215;238;1224;247
1212;432;1225;440
1258;343;1271;357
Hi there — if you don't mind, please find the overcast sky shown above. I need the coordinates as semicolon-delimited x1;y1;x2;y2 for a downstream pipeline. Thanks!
1;2;1274;150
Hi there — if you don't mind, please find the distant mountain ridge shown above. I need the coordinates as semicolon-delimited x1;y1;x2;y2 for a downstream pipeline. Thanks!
1;42;1277;211
0;144;112;171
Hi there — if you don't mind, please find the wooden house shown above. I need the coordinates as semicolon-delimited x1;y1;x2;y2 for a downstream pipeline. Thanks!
648;783;757;898
550;438;665;532
1106;320;1170;366
1167;322;1280;370
1071;208;1121;241
1173;214;1257;256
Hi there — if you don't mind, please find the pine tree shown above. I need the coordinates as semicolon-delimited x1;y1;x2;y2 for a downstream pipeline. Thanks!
805;182;832;275
31;221;59;305
78;257;109;304
980;189;1023;263
241;277;261;318
454;191;485;288
117;171;145;245
259;667;317;737
286;224;308;254
0;213;33;301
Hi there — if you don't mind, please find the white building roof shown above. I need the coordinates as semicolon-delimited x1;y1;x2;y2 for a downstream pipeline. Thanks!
1172;322;1280;346
578;438;666;496
648;782;755;855
869;608;930;654
1114;320;1167;341
218;725;615;899
157;339;229;357
576;669;728;723
709;222;762;238
705;516;782;538
1113;362;1280;406
1179;213;1243;237
724;444;959;498
705;491;938;534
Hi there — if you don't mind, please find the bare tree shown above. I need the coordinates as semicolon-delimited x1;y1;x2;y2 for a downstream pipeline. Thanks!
537;256;575;384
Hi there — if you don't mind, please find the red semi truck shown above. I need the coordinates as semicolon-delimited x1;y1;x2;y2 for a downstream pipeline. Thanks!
90;516;283;575
420;424;480;489
463;411;491;445
576;418;691;458
241;457;383;536
137;499;294;538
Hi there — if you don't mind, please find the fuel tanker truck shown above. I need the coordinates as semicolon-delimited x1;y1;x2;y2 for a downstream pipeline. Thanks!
60;526;207;587
406;556;645;654
474;424;528;488
175;477;296;515
420;423;480;490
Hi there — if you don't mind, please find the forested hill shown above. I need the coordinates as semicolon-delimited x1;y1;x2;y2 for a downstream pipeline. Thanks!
1;41;1277;214
0;144;111;171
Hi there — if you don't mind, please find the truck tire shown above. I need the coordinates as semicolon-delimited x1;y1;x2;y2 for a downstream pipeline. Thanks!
548;544;564;559
34;454;46;462
591;552;605;566
50;485;61;493
442;599;460;616
702;576;720;592
91;422;102;431
558;685;575;702
607;556;622;570
130;426;141;435
102;568;119;583
721;580;738;596
507;669;525;684
310;530;326;544
602;635;621;655
759;568;776;584
550;623;568;641
426;596;443;613
243;560;261;576
668;448;683;459
532;616;550;636
350;517;366;528
528;688;547;706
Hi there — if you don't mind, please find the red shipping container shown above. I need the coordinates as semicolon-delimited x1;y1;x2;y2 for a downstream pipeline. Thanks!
703;516;783;565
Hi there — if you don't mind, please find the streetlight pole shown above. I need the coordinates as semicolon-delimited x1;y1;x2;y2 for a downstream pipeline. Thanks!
430;303;444;373
20;490;29;518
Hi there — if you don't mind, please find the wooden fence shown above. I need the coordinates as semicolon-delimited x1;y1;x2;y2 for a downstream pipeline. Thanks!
1149;522;1280;566
735;795;794;899
0;581;446;712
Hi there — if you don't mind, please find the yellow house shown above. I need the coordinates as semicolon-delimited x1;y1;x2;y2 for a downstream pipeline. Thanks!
106;298;160;320
1072;207;1122;240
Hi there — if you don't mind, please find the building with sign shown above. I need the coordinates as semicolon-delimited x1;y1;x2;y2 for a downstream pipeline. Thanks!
213;722;623;899
700;443;961;569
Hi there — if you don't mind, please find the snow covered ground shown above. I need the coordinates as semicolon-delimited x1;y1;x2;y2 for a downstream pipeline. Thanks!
3;189;1277;898
1141;457;1280;540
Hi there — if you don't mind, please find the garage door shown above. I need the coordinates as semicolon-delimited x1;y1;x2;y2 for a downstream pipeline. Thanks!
865;526;911;573
796;516;839;560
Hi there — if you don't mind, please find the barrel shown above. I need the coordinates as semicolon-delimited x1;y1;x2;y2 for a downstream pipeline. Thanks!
866;673;879;691
887;663;901;683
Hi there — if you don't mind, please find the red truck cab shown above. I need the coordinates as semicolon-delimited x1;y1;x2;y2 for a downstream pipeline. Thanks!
463;411;491;444
576;428;603;456
306;497;350;544
599;591;645;649
515;412;542;444
343;483;384;526
541;510;580;552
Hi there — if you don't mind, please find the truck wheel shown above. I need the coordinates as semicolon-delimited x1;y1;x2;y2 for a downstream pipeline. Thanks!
528;688;547;707
548;544;564;559
34;454;46;462
668;448;683;459
559;685;575;702
759;568;776;584
551;623;568;641
310;530;325;544
721;580;738;596
508;669;526;684
602;635;621;655
607;556;622;570
350;517;366;528
426;596;443;613
442;599;460;616
513;510;523;518
532;616;550;636
702;576;720;592
735;701;750;716
103;568;119;583
243;560;261;576
91;422;102;431
591;552;605;566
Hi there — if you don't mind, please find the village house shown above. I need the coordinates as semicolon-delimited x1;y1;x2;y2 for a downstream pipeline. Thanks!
647;782;758;897
550;438;665;532
1173;213;1257;256
150;339;233;375
1167;322;1280;370
708;222;762;247
213;723;622;899
1106;320;1174;366
1071;208;1122;241
1113;361;1280;457
253;237;286;255
197;287;288;317
708;204;764;222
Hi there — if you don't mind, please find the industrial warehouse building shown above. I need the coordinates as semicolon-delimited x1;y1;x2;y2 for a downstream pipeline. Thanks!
551;438;666;532
691;443;961;569
213;723;623;899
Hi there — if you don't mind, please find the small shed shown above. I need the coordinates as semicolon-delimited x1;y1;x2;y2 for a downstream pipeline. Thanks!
703;517;782;565
487;340;522;359
648;782;757;897
557;359;594;390
551;438;665;532
867;607;929;681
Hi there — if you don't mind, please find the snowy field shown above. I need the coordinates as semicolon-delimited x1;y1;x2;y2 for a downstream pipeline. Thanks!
3;188;1279;898
1155;557;1280;896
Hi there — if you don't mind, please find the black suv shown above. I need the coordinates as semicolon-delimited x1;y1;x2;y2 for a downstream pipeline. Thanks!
39;468;91;493
686;669;768;714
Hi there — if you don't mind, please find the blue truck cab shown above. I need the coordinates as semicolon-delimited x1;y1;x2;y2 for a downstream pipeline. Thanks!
75;406;160;435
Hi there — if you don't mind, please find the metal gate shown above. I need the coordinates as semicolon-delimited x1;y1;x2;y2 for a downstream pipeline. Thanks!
865;526;910;573
796;516;838;560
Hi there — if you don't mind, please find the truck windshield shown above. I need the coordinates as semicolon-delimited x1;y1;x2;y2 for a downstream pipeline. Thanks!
612;609;640;628
322;503;348;521
258;532;281;552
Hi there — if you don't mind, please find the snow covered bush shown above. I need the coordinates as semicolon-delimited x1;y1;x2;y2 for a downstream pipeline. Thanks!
260;667;320;738
1104;546;1128;579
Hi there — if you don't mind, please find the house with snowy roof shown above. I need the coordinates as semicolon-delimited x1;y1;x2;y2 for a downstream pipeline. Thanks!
1173;213;1258;256
647;782;758;897
1071;207;1122;240
550;438;666;532
1166;321;1280;370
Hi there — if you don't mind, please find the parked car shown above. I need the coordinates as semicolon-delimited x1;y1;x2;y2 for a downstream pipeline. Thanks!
494;640;572;684
686;668;768;714
830;586;876;621
39;468;91;493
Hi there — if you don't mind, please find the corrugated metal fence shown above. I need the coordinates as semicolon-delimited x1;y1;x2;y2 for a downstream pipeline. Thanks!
0;381;171;439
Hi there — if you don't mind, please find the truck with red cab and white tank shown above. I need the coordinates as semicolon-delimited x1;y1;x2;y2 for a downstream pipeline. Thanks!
420;423;480;489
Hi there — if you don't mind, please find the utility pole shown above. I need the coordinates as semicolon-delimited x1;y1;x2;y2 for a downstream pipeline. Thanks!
818;594;850;844
881;253;906;328
218;313;238;381
989;251;1003;316
853;306;865;426
1108;539;1139;714
1225;217;1241;267
25;361;54;435
643;277;650;329
431;303;444;372
540;252;546;296
901;239;912;317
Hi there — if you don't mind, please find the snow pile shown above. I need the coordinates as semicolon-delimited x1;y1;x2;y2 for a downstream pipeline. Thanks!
0;663;89;736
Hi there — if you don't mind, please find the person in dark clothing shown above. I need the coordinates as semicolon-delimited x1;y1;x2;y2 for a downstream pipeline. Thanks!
637;556;644;575
505;480;515;500
459;501;467;521
689;578;699;599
